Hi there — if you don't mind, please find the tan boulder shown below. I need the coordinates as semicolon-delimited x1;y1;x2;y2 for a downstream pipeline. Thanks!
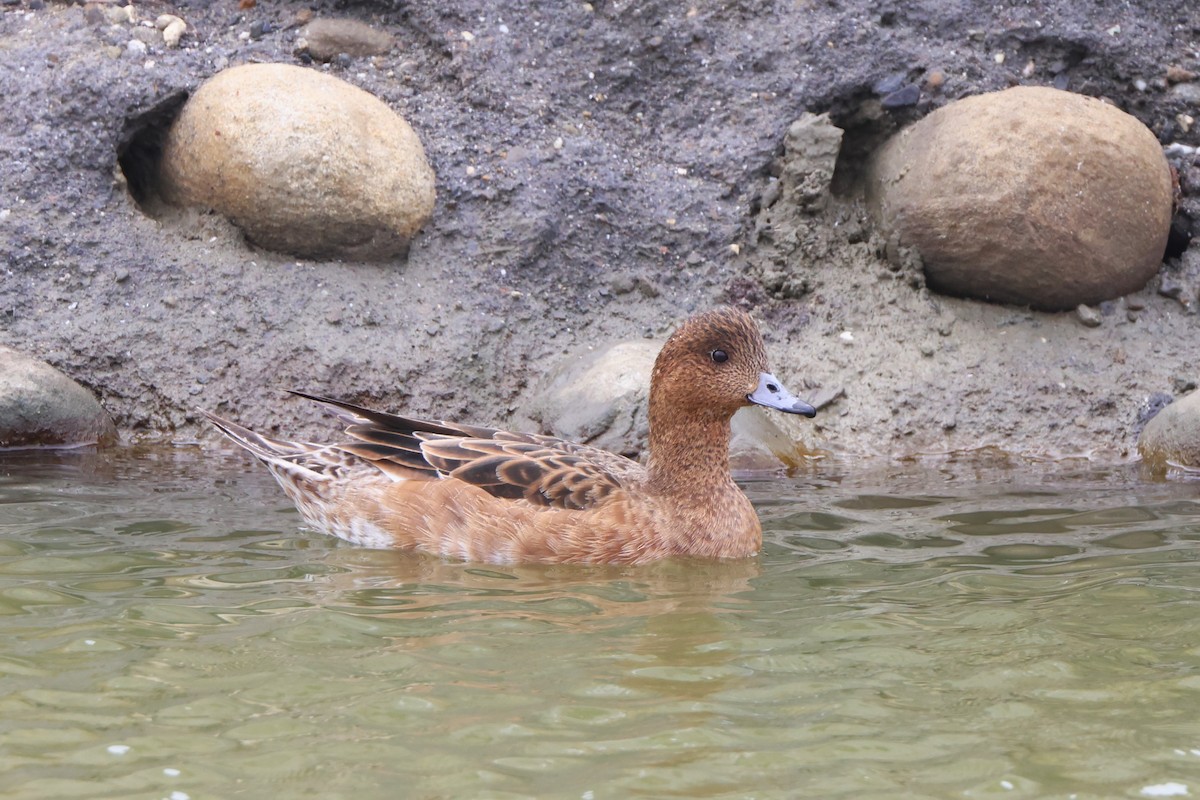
0;347;117;448
1138;390;1200;470
159;63;435;260
869;86;1173;310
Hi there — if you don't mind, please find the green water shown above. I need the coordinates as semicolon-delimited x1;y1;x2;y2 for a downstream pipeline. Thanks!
3;448;1200;799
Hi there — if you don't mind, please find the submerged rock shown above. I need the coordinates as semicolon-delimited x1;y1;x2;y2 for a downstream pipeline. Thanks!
159;63;435;261
0;347;117;448
869;86;1174;310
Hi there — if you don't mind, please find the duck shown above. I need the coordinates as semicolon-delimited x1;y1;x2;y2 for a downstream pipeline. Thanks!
200;307;816;564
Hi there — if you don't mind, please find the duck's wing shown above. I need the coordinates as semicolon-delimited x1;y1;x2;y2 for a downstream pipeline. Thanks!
419;431;639;510
293;391;640;510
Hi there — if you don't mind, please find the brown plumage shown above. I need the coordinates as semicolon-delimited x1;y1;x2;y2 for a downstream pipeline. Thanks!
201;307;816;564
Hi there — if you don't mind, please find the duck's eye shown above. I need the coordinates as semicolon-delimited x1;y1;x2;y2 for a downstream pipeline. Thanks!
710;349;728;364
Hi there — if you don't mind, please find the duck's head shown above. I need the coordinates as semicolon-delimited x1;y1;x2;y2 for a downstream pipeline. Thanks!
650;307;816;419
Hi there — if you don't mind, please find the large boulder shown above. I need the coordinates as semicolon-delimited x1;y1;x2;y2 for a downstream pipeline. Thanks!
0;347;117;448
868;86;1174;310
1138;390;1200;470
159;63;435;261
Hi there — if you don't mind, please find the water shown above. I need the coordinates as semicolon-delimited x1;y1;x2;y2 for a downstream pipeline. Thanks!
3;447;1200;799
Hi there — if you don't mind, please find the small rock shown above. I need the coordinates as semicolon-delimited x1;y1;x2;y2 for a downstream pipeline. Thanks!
805;385;844;411
156;14;185;47
633;275;660;298
300;18;393;62
873;70;909;96
1172;375;1198;394
1172;83;1200;104
103;4;130;24
925;70;945;91
610;275;635;295
162;19;186;47
131;27;160;45
1159;273;1184;301
1166;65;1197;84
881;83;920;109
1076;304;1102;327
0;347;117;448
126;38;147;57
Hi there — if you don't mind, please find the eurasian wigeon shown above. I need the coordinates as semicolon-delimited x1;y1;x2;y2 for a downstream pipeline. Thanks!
201;307;816;564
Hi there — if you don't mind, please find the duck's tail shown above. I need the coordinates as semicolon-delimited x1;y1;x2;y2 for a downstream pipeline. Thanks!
198;408;336;484
200;408;399;548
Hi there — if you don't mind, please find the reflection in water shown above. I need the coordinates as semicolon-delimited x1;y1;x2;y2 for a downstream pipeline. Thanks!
2;447;1200;798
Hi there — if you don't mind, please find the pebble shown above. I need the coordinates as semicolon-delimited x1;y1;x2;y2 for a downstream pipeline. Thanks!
126;39;147;57
131;27;160;45
807;385;845;410
1076;304;1102;327
881;83;920;109
107;744;130;755
1172;375;1198;394
159;15;186;47
1170;82;1200;103
873;70;909;96
1164;143;1198;160
1159;273;1184;300
1166;65;1197;84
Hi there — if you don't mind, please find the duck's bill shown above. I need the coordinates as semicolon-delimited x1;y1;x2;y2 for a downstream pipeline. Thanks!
748;372;817;417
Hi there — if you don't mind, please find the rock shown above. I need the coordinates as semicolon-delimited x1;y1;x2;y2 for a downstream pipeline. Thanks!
1138;390;1200;469
1166;65;1197;84
1076;303;1102;327
880;83;920;109
158;63;435;261
868;86;1174;310
780;112;844;213
155;14;186;48
525;340;658;458
0;347;117;448
524;338;816;469
300;19;393;62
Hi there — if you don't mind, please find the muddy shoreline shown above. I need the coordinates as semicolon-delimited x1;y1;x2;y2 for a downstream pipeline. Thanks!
1;0;1197;462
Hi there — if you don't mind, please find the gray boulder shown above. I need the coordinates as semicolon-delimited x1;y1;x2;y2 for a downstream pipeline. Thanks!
0;347;117;448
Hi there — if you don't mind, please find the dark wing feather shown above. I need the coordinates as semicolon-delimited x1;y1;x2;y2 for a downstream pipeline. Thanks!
421;431;640;511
